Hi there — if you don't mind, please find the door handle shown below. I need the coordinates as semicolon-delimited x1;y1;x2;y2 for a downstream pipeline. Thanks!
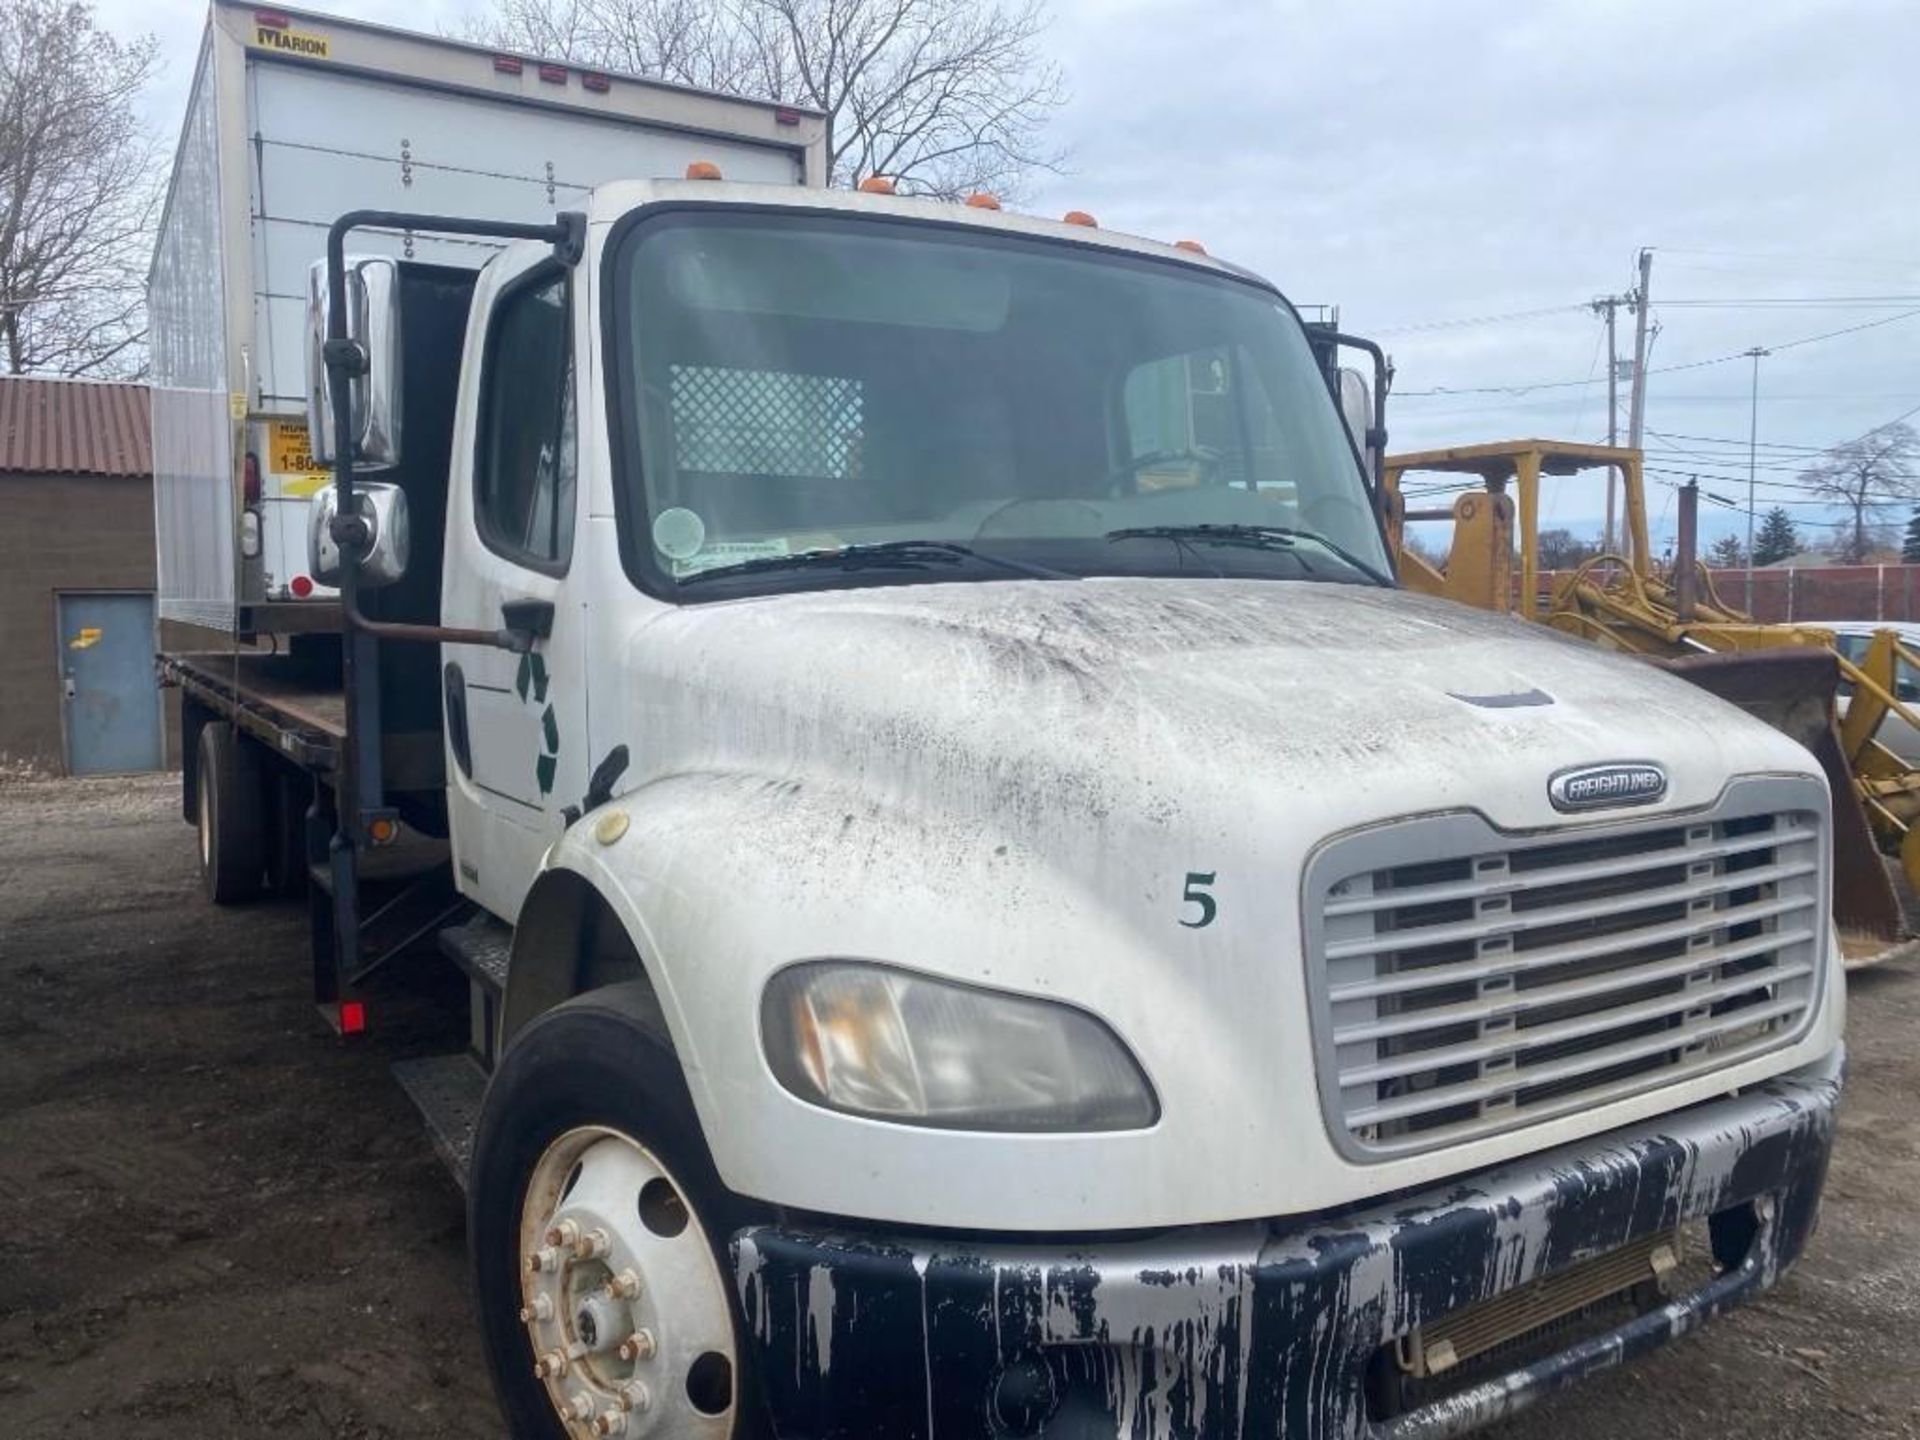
501;598;555;647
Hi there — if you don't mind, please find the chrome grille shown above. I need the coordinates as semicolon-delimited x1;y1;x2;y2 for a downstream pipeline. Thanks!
1307;778;1826;1158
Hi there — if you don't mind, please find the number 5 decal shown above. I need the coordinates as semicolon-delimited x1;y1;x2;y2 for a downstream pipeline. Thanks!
1180;871;1217;929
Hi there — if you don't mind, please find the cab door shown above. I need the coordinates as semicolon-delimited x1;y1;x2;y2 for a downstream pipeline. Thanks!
442;253;588;920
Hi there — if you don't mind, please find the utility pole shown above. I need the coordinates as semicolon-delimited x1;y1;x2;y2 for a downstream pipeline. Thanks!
1591;293;1627;553
1626;248;1654;454
1743;346;1770;612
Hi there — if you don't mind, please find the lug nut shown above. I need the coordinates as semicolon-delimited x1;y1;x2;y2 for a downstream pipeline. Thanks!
621;1380;653;1412
592;1410;629;1436
546;1219;582;1249
526;1246;564;1274
533;1349;571;1380
604;1270;642;1300
520;1294;555;1323
617;1329;656;1363
562;1391;596;1421
574;1227;611;1260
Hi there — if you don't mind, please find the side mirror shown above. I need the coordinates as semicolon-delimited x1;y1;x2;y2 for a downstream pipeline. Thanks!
306;256;402;468
308;481;410;588
1337;366;1375;475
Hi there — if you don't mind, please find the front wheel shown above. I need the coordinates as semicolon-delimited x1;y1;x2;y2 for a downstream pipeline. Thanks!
469;984;759;1439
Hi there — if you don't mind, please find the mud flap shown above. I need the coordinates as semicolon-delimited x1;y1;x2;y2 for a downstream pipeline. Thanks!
1654;648;1906;948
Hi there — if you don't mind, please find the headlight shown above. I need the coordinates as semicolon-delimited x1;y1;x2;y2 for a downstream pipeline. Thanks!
761;962;1158;1132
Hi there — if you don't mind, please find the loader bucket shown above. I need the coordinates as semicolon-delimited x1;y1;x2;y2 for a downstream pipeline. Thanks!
1654;648;1908;956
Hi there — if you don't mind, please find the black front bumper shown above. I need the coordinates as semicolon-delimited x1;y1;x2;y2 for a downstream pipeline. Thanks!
731;1051;1841;1440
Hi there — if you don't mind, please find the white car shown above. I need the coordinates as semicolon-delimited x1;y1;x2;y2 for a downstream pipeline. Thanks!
1830;623;1920;763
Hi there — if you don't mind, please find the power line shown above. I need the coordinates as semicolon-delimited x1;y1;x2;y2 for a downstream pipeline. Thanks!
1392;307;1920;397
1659;295;1920;307
1370;303;1590;336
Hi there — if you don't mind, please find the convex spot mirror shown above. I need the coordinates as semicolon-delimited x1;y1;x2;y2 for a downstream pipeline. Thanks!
1338;366;1375;476
306;255;402;469
308;481;410;589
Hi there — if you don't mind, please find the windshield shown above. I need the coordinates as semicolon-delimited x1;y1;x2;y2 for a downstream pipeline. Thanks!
607;210;1390;598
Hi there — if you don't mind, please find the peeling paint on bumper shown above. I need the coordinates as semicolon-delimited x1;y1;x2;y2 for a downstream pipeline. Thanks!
732;1050;1841;1439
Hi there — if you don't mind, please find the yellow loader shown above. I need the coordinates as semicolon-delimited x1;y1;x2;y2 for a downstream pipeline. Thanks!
1384;439;1920;966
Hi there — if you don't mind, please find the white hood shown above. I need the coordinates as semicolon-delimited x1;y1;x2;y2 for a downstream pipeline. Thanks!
576;576;1838;1229
624;576;1814;837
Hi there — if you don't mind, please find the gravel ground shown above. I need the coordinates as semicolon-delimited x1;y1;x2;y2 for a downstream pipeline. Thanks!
1;773;1916;1439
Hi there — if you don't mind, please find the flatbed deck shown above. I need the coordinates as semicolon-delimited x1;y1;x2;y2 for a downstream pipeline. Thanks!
161;651;345;772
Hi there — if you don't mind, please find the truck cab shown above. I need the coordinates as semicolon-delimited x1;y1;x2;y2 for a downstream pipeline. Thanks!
292;178;1847;1439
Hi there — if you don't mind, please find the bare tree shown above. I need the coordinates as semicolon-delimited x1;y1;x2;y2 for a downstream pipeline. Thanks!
0;0;159;377
1536;527;1600;570
1798;422;1920;565
469;0;1066;198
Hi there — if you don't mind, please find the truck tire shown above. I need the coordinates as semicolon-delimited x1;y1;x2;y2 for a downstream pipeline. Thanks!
196;723;266;905
470;983;764;1440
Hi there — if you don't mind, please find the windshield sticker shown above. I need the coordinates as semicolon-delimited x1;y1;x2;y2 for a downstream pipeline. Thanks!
670;538;792;577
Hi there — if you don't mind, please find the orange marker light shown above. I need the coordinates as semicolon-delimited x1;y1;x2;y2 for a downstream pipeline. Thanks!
368;816;399;847
1062;210;1098;228
964;192;1001;210
857;176;896;194
685;161;723;180
1174;239;1208;254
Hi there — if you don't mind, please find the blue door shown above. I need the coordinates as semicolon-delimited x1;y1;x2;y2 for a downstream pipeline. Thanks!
57;592;162;775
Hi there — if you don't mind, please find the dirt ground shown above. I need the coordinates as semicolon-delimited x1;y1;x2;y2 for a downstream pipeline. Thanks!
1;773;1916;1439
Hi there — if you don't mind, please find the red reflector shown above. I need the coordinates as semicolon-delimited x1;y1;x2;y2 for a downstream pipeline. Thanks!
339;1001;367;1034
538;62;567;84
289;574;315;599
582;71;611;93
254;9;291;28
493;55;523;75
243;451;262;506
774;106;802;127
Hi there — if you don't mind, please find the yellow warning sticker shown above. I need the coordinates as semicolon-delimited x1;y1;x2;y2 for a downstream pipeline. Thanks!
229;392;248;420
68;628;103;650
252;25;330;59
268;419;332;496
269;419;318;475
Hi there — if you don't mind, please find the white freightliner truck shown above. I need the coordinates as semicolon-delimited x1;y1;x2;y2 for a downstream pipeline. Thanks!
154;5;1845;1438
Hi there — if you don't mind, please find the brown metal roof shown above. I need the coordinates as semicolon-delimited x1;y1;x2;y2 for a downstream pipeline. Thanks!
0;375;151;479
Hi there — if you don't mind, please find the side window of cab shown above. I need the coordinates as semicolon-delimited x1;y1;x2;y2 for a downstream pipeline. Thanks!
476;270;576;573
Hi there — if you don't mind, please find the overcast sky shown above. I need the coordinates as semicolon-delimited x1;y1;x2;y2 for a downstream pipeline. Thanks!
108;0;1920;541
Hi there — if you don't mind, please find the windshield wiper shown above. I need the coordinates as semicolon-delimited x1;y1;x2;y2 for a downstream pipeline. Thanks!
677;539;1069;586
1105;524;1391;586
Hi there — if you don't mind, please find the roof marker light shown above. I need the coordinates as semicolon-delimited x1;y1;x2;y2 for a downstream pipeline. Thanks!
964;192;1001;210
774;106;803;127
581;71;611;93
685;161;723;180
857;176;896;194
493;55;524;75
1174;239;1208;254
538;62;567;84
1062;210;1098;227
254;10;291;29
